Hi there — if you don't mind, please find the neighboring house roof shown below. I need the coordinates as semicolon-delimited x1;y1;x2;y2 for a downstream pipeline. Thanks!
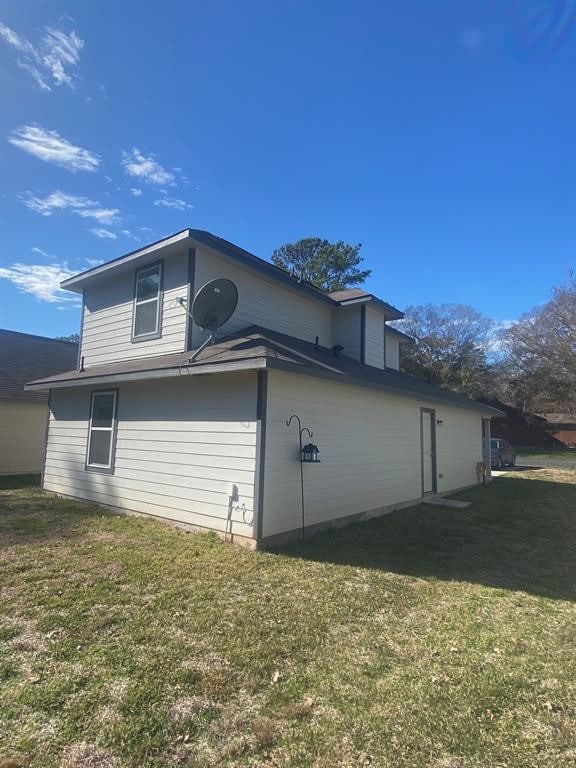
0;329;78;403
59;229;404;319
480;397;564;448
27;325;502;416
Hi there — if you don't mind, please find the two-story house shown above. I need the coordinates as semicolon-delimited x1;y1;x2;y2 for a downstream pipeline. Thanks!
27;229;501;546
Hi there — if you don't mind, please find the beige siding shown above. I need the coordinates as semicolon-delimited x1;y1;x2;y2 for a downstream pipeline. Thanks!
364;307;385;369
0;400;48;474
192;246;333;348
262;370;484;537
81;250;189;367
385;333;400;370
43;373;258;538
332;306;361;361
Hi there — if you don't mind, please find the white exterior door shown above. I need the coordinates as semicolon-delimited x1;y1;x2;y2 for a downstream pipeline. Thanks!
421;409;436;495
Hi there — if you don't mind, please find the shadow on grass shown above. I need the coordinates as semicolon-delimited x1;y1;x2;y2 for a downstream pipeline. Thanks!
281;475;576;602
0;473;41;490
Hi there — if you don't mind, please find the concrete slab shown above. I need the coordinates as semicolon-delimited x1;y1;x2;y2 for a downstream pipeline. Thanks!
423;497;471;509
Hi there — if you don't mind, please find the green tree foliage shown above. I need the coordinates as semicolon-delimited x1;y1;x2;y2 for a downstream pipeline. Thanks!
395;303;494;398
271;238;371;292
499;276;576;412
56;333;80;343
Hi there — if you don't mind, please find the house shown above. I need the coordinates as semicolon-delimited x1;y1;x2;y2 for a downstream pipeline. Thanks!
539;414;576;449
480;397;566;450
26;229;501;546
0;330;78;475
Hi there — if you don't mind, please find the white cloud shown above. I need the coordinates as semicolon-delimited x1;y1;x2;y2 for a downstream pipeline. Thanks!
460;28;484;58
8;125;100;172
121;148;175;186
129;187;143;196
0;263;80;304
31;246;53;259
153;196;193;211
0;21;83;91
23;190;120;225
90;228;117;240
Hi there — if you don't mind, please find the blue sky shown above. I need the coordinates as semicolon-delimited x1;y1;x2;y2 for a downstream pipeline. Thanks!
1;0;575;339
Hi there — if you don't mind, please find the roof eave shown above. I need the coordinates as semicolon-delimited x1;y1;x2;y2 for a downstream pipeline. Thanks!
60;229;193;292
24;357;268;391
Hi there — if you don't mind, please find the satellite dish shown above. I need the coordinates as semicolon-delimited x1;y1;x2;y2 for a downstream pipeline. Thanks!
184;278;239;363
192;278;238;332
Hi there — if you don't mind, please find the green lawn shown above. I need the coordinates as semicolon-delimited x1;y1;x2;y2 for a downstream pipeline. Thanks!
0;469;575;768
518;449;576;459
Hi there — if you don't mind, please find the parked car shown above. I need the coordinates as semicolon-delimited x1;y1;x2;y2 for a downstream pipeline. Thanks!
491;438;516;469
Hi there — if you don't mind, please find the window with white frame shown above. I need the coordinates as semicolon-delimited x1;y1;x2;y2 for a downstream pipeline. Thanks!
133;262;162;339
86;391;118;471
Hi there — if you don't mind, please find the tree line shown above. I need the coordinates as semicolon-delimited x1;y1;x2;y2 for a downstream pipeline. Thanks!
272;238;576;414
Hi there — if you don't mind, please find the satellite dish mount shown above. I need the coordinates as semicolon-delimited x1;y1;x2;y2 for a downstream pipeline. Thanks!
179;278;238;363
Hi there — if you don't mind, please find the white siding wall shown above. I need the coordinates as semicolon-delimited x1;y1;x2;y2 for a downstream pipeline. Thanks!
81;250;189;367
0;400;48;474
332;306;361;360
43;374;258;539
262;370;484;538
364;307;385;369
385;333;400;370
192;247;333;348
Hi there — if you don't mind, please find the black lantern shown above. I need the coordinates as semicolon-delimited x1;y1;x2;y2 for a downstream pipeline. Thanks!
301;443;321;463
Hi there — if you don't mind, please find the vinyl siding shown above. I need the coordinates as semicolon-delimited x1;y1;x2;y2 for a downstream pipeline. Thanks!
385;334;400;370
191;246;333;349
332;306;361;361
80;250;189;367
364;307;385;369
262;369;484;537
0;400;48;474
43;373;258;538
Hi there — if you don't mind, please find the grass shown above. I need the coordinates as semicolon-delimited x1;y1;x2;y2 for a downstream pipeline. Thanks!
518;449;576;459
0;469;575;768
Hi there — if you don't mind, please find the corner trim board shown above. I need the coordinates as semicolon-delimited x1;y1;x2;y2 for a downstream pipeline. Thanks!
41;389;52;489
185;247;197;351
254;370;268;540
360;305;366;365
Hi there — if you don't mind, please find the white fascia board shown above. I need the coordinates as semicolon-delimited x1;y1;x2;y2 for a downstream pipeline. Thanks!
60;229;192;293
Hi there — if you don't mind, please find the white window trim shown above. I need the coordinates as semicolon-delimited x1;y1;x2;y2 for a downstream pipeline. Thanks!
86;390;118;473
132;261;163;342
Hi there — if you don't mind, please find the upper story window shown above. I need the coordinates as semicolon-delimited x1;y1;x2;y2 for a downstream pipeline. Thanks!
132;262;163;341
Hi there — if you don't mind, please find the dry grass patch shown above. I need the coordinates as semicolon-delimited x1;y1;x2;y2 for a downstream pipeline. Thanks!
0;469;575;767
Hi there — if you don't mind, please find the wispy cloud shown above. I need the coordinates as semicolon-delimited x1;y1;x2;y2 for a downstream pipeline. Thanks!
460;28;484;58
121;148;175;186
8;125;100;172
129;187;143;197
90;228;117;240
0;21;84;91
24;190;120;226
153;196;194;211
0;263;80;304
31;245;54;259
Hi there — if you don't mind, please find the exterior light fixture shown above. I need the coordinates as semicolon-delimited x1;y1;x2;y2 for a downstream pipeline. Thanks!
302;443;320;463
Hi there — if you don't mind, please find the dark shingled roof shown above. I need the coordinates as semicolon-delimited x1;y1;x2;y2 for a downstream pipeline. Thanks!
26;326;501;416
1;329;78;402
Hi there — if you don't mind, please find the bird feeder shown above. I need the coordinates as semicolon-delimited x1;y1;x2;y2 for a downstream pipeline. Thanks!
301;443;321;463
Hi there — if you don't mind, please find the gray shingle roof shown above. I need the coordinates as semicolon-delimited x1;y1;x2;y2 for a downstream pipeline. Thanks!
26;326;501;416
0;329;78;402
